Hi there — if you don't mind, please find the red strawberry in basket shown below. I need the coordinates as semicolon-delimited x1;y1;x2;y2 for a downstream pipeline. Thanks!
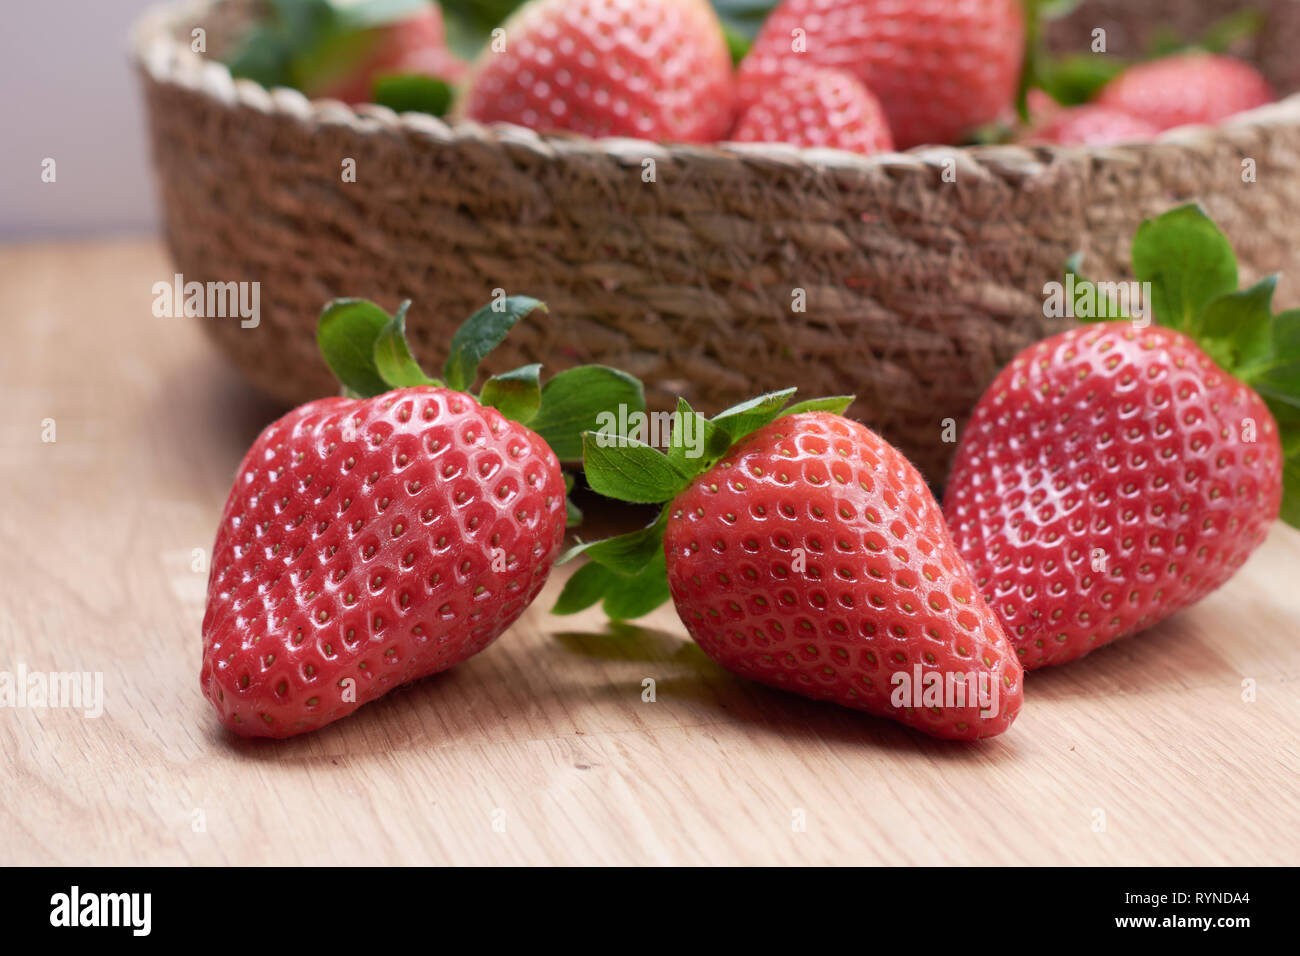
736;0;1024;149
944;205;1298;670
557;394;1024;740
731;68;894;155
1023;104;1159;146
461;0;734;142
1095;53;1274;131
308;5;467;105
201;296;641;737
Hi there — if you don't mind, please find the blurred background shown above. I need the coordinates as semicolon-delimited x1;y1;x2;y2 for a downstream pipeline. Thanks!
1;0;159;238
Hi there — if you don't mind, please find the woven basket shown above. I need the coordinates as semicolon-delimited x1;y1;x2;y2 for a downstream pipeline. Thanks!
131;0;1300;481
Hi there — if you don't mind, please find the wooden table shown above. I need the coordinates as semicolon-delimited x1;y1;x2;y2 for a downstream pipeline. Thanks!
3;239;1298;866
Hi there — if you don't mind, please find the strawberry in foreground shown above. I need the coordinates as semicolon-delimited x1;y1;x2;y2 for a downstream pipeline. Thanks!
460;0;734;142
730;68;894;155
944;205;1298;670
557;394;1024;740
1094;53;1274;132
201;296;644;737
735;0;1024;149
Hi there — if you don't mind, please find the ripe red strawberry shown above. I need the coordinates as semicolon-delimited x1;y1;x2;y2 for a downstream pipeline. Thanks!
730;68;894;155
461;0;734;142
1023;104;1159;146
309;6;467;104
944;206;1296;670
1095;53;1274;132
202;388;565;737
560;395;1024;740
200;296;639;737
735;0;1024;149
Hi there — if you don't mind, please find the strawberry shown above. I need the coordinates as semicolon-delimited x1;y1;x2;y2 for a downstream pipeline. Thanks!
1022;104;1159;146
735;0;1024;149
730;68;894;155
201;296;645;737
461;0;735;142
1094;53;1274;132
944;205;1298;670
1024;88;1063;122
558;393;1024;740
307;5;467;105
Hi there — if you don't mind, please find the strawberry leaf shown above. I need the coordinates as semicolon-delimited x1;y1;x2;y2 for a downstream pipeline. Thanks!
783;395;856;416
1017;0;1093;118
711;387;797;441
1065;253;1130;322
1033;53;1126;107
1281;459;1300;530
318;298;394;397
226;0;428;90
442;296;546;393
1199;277;1277;378
601;551;671;620
1131;204;1238;334
1197;8;1267;52
710;0;777;63
439;0;528;59
1277;310;1300;356
1231;307;1300;413
225;0;336;87
373;300;441;389
551;560;616;615
562;513;667;575
1265;396;1300;452
667;398;731;481
333;0;431;30
480;363;542;424
550;550;671;619
710;0;777;39
372;74;454;117
528;365;646;461
581;432;690;504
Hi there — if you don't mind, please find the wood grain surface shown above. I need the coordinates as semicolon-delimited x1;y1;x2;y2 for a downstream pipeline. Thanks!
2;239;1298;866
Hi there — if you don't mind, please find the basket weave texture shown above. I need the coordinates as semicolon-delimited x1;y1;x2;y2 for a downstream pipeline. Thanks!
133;0;1300;480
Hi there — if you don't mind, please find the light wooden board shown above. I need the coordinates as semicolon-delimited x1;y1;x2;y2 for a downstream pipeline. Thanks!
2;239;1298;866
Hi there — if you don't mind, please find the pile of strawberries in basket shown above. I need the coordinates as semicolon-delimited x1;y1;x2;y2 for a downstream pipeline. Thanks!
230;0;1279;154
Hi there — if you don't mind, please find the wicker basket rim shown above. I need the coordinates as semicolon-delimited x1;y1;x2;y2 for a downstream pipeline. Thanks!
129;0;1300;177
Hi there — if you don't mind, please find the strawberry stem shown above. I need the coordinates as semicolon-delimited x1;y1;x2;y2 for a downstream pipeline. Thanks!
554;389;854;620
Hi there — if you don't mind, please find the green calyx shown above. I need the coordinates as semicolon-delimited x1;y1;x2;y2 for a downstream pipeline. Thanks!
1066;202;1300;528
224;0;456;117
552;390;854;621
317;294;647;529
225;0;430;91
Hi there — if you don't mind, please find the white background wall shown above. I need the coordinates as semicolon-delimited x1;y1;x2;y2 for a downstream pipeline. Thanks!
1;0;162;239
